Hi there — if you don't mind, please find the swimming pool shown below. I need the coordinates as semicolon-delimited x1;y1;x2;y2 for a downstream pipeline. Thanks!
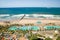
44;26;60;30
8;26;18;30
18;26;40;31
8;26;40;31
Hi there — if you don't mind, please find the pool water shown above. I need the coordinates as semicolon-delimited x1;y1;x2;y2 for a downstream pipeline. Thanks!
8;26;17;30
44;26;60;30
9;26;40;31
19;26;40;31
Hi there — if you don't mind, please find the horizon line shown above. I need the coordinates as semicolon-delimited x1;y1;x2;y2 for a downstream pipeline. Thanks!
0;7;60;8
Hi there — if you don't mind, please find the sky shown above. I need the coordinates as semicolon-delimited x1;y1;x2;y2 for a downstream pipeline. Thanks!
0;0;60;8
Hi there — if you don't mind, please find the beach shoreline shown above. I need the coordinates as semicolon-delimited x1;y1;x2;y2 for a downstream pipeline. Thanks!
0;18;60;26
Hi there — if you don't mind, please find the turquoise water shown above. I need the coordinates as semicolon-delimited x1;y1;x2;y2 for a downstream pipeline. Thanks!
19;26;40;31
0;7;60;20
8;26;40;31
8;26;17;30
0;7;60;15
44;26;60;30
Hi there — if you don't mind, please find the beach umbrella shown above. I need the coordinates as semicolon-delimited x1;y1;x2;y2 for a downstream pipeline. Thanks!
8;26;17;31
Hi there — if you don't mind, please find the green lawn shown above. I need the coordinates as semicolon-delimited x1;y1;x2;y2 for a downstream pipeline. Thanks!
45;37;52;40
56;36;60;40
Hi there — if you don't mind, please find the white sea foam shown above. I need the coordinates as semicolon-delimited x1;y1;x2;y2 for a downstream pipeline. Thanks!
0;14;60;20
0;14;10;17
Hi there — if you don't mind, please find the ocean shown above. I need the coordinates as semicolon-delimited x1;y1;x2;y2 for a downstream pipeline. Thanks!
0;7;60;21
0;7;60;15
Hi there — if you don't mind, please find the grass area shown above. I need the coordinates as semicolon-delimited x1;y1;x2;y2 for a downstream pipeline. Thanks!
56;36;60;40
28;33;45;40
54;34;58;37
45;37;52;40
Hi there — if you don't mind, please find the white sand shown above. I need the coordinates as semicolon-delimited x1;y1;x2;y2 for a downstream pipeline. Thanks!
0;18;60;26
10;19;60;25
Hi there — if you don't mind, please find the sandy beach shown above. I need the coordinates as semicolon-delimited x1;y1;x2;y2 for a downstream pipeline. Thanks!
10;19;60;25
0;18;60;25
